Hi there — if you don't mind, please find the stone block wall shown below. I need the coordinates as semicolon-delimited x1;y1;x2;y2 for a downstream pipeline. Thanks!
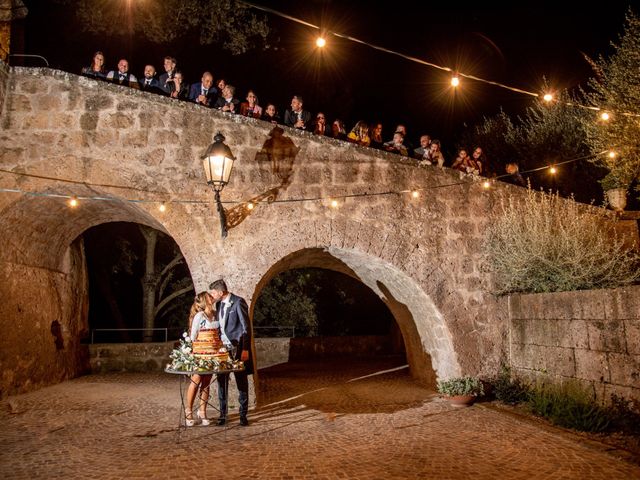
509;285;640;403
0;59;8;115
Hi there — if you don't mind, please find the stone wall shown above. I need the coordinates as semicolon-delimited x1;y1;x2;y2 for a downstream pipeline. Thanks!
0;59;8;115
509;285;640;403
0;66;547;396
0;237;90;397
289;335;402;360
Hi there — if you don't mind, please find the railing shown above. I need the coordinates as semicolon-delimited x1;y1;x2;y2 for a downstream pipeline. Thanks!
90;327;184;344
253;326;296;338
8;54;49;67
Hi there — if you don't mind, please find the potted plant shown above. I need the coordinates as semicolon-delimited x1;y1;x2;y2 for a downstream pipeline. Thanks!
437;376;485;407
600;170;632;212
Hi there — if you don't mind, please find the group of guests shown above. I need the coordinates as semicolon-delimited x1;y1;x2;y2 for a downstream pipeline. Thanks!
185;279;253;427
81;51;490;174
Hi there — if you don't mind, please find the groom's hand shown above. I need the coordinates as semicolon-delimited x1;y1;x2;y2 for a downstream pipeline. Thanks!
241;350;249;362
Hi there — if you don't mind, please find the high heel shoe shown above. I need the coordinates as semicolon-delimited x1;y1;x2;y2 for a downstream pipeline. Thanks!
197;410;210;426
185;409;195;427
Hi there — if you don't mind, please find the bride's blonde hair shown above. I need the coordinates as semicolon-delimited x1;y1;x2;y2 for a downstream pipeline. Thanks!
188;291;209;331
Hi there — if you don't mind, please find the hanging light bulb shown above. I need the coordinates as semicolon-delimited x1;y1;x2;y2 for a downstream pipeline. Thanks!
316;36;327;48
247;202;255;210
159;202;166;212
600;112;610;121
482;180;491;189
608;151;617;159
549;166;557;174
411;190;420;199
451;75;460;87
543;93;553;102
68;196;78;208
330;199;339;208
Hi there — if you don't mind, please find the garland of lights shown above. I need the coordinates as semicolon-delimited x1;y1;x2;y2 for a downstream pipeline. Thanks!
0;150;612;212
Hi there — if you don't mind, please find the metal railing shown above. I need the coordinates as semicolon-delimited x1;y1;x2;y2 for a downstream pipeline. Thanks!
90;327;184;344
8;54;49;67
253;326;296;338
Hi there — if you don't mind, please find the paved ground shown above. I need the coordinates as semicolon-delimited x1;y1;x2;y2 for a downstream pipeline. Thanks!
1;357;639;479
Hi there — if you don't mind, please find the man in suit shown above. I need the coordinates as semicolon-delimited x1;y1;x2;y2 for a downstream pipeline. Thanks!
139;64;161;93
208;279;253;426
106;58;138;89
188;71;217;107
284;95;312;130
158;56;177;94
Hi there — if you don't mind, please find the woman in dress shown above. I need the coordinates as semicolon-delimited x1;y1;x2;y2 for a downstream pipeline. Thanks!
331;119;347;140
81;51;107;80
239;90;263;118
185;291;217;426
369;123;384;149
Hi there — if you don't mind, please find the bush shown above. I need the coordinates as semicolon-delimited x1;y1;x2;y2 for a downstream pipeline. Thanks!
527;382;611;433
492;365;530;405
485;187;640;294
437;376;485;396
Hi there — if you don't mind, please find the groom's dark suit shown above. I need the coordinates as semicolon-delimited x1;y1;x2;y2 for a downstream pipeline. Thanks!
216;293;253;421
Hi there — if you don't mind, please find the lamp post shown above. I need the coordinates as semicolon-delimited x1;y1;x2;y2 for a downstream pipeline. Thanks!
202;132;236;238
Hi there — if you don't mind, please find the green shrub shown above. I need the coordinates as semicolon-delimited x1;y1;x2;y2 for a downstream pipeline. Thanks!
437;376;484;396
492;365;530;405
485;187;640;294
609;394;640;435
527;382;611;433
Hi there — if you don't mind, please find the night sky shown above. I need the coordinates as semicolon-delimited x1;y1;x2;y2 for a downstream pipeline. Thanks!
20;1;634;151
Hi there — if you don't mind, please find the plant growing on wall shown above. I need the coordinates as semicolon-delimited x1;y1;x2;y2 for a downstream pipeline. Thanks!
484;187;640;294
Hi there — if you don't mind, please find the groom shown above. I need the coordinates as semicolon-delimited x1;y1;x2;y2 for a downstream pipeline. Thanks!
208;279;253;426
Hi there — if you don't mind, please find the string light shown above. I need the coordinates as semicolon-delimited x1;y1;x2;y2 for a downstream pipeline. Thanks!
451;75;460;88
68;196;78;208
247;202;255;210
600;112;610;121
239;1;640;118
482;180;491;189
608;151;617;158
315;37;326;48
549;166;557;174
158;202;166;212
411;190;420;199
330;199;339;208
543;93;553;102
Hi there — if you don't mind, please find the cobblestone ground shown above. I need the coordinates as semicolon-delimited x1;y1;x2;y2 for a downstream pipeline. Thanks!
1;357;639;479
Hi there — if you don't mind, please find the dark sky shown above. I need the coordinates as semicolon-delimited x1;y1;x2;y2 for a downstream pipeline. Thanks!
20;0;634;149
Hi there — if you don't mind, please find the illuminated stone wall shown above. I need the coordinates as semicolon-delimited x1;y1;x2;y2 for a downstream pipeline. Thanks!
0;66;523;397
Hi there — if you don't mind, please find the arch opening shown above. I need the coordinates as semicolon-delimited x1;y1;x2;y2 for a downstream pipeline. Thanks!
250;247;462;391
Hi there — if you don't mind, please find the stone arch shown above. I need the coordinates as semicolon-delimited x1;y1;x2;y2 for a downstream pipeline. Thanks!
0;187;196;396
250;247;461;386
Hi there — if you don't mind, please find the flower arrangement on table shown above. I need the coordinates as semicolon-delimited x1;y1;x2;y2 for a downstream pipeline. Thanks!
167;333;244;372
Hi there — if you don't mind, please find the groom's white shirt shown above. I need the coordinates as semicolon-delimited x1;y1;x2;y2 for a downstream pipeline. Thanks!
219;295;232;346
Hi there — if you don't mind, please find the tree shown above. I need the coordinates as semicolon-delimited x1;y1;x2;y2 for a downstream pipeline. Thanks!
138;226;193;342
253;269;320;337
55;0;269;54
580;9;640;195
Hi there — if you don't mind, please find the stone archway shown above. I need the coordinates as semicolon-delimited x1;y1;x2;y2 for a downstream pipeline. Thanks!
0;190;193;397
251;247;461;386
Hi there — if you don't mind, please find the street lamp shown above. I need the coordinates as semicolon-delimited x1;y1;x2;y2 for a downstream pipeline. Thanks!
202;132;236;238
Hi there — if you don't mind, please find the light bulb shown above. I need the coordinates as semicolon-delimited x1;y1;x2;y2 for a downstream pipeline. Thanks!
316;37;326;48
330;199;338;208
411;191;419;199
247;202;254;210
608;151;616;158
159;202;166;212
68;196;78;208
543;93;553;102
600;112;610;121
451;76;460;87
549;166;557;174
482;181;491;189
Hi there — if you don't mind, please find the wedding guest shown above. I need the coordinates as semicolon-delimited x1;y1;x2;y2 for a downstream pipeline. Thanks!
313;112;329;136
239;90;263;118
185;292;217;427
331;119;347;140
414;135;432;161
214;84;240;113
139;64;161;93
347;120;371;147
188;71;217;107
169;71;189;100
369;123;384;149
383;131;408;156
209;279;254;427
159;56;177;94
284;95;312;130
261;103;281;124
81;51;106;80
452;148;481;175
428;140;445;167
106;58;139;89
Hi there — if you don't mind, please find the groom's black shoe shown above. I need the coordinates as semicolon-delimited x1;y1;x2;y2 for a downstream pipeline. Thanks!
239;416;249;427
216;417;226;426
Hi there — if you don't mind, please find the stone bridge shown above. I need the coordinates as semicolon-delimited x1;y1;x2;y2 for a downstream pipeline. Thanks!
0;65;515;398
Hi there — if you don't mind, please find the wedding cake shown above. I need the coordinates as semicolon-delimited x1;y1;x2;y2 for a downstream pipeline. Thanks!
192;328;230;363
